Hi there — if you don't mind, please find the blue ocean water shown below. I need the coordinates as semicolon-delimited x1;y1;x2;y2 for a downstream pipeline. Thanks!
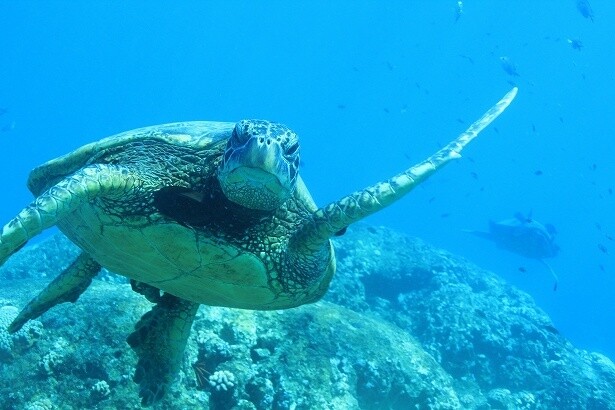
0;0;612;365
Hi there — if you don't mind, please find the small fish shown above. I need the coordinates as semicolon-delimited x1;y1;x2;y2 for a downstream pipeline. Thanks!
0;107;7;116
598;244;608;254
567;38;583;50
576;0;594;21
606;234;613;241
459;54;474;65
499;56;520;77
591;163;597;171
337;104;346;110
440;213;450;218
518;266;527;273
470;171;478;179
534;170;543;176
454;0;464;22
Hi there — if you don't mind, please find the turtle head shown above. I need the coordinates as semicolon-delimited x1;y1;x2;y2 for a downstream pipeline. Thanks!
217;120;300;211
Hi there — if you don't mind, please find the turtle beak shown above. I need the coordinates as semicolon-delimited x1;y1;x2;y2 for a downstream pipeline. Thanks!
218;136;293;211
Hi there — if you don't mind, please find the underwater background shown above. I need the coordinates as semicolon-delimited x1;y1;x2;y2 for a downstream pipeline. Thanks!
0;2;614;408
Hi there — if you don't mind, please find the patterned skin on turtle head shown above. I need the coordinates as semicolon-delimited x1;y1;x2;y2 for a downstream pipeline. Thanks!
218;120;300;211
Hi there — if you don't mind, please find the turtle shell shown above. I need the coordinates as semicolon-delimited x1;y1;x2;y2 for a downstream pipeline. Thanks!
28;121;235;195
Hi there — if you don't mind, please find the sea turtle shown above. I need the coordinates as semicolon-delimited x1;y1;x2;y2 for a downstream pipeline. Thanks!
0;87;516;405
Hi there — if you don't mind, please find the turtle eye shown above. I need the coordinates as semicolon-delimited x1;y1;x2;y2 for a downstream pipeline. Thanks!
286;142;299;157
231;122;253;146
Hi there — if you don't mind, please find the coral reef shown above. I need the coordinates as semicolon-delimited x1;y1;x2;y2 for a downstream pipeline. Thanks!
0;305;43;362
0;225;614;409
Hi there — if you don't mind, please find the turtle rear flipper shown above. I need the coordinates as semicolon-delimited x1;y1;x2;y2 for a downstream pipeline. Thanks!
8;252;101;333
127;293;199;406
0;164;140;265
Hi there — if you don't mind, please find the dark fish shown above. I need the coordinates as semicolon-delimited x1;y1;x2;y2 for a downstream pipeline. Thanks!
499;56;520;77
459;54;474;64
567;38;583;50
470;171;478;179
0;107;7;116
598;244;608;254
576;0;594;21
466;212;559;259
534;170;543;176
518;266;527;273
465;212;560;290
440;213;450;218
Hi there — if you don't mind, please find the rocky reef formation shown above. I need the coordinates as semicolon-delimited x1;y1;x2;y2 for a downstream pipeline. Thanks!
1;225;614;409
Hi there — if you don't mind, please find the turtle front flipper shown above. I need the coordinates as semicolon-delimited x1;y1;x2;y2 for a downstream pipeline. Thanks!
290;87;518;256
127;293;199;406
8;251;101;333
0;164;141;266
